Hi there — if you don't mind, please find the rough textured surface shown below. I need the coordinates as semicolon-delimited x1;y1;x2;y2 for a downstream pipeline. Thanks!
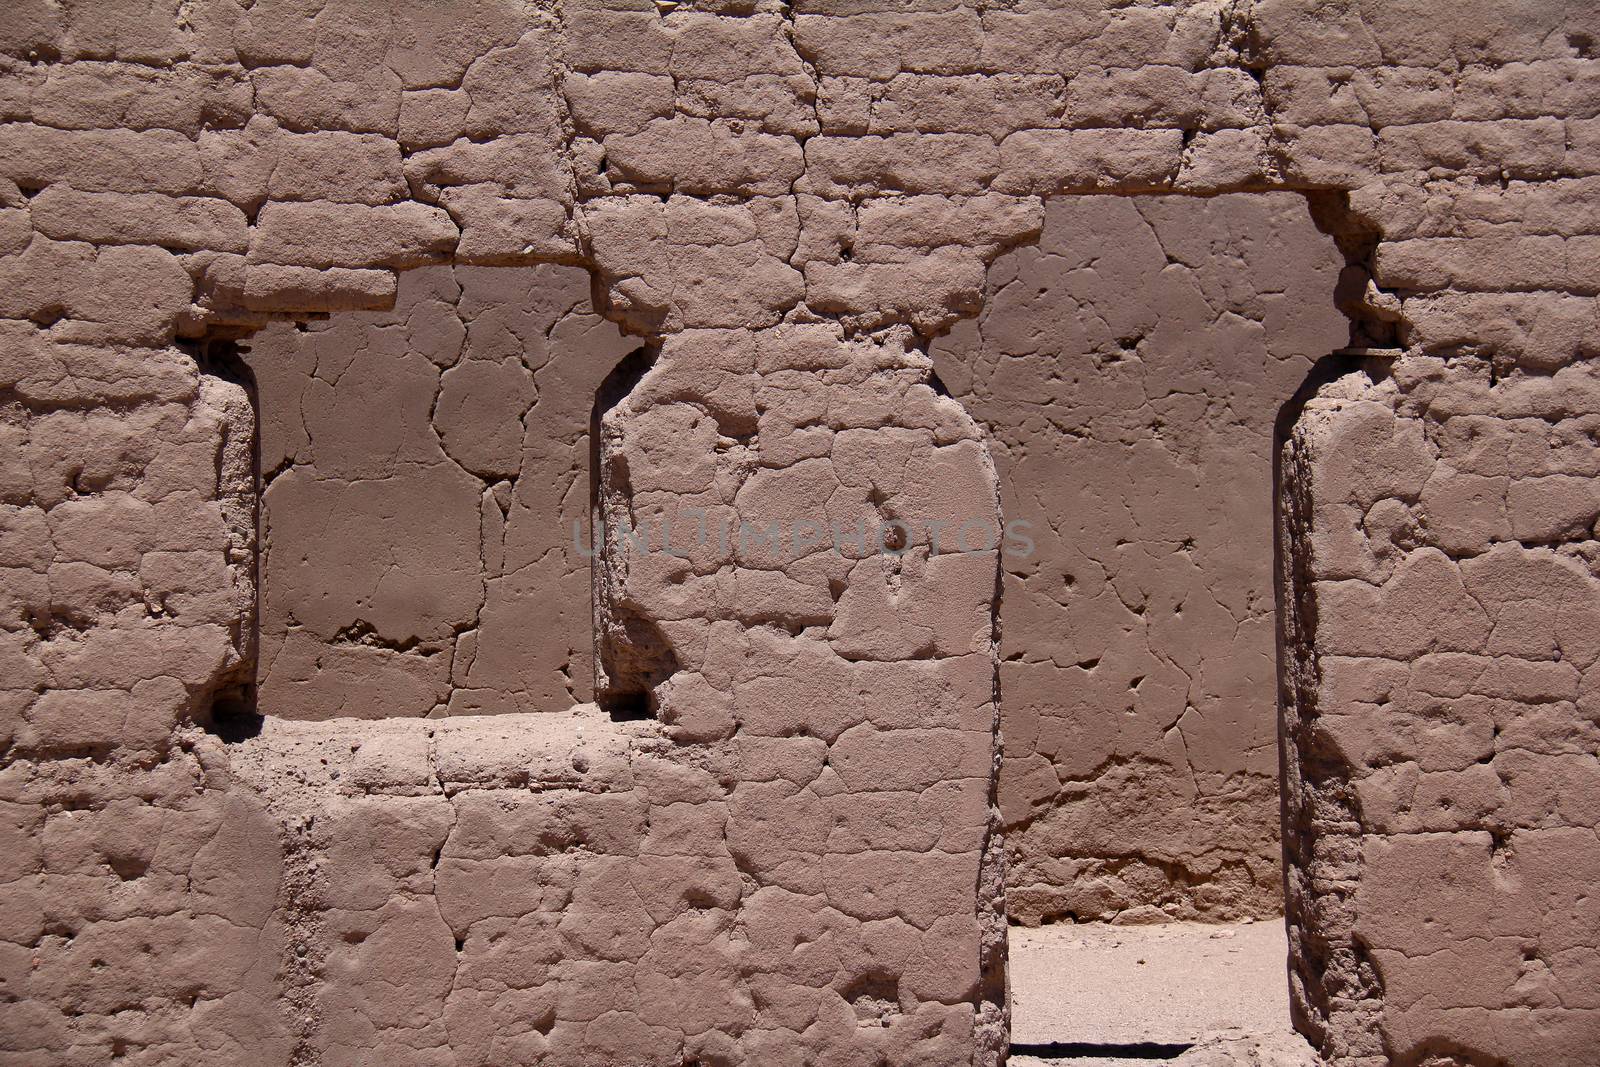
1010;919;1293;1047
4;1;1600;1065
216;702;997;1067
1280;357;1600;1067
587;323;1010;1063
1172;1030;1322;1067
243;264;633;719
2;320;1009;1066
934;192;1348;925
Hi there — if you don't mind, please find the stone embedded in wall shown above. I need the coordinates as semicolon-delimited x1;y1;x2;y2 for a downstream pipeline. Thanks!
934;192;1348;925
243;265;634;720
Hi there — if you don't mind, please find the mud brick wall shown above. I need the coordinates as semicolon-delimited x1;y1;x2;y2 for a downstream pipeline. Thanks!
3;292;1009;1066
3;2;1600;1066
1280;357;1600;1067
934;191;1347;925
242;264;634;719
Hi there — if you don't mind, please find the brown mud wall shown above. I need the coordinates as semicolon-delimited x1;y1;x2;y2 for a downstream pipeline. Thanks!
3;2;1600;1064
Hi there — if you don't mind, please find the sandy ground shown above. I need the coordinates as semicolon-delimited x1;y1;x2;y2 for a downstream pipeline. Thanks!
1008;919;1298;1065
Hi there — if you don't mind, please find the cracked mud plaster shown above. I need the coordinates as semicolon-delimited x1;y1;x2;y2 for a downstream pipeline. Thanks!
933;192;1348;926
243;264;634;720
0;337;274;1062
2;311;1011;1067
35;322;1005;1067
0;332;257;758
8;0;1600;1065
1281;356;1600;1066
213;689;1001;1067
585;322;1011;1062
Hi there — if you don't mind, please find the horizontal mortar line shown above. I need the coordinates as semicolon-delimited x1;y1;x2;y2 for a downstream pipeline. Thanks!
1009;1040;1194;1061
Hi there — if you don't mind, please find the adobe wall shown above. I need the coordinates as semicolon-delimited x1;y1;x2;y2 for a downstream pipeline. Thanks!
3;2;1600;1066
242;264;634;718
3;279;1010;1067
1280;357;1600;1066
933;191;1348;925
247;195;1344;930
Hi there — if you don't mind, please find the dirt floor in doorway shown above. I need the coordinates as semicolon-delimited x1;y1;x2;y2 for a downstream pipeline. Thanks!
1009;920;1317;1066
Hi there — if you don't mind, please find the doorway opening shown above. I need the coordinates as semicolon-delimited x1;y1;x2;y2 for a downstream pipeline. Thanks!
930;191;1354;1060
